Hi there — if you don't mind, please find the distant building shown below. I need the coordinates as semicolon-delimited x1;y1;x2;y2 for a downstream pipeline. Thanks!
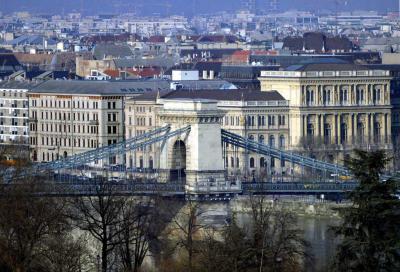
28;80;169;163
0;81;32;145
259;63;392;163
0;54;23;79
125;89;290;177
282;32;354;54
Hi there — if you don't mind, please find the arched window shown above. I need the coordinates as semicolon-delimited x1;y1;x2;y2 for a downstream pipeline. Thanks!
231;157;234;168
279;135;286;148
236;157;240;168
249;135;255;141
260;157;265;168
250;157;255;168
149;157;154;169
324;124;331;144
63;151;67;158
269;135;275;147
259;135;265;144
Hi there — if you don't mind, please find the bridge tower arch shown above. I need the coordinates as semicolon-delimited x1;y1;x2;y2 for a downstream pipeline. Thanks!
158;99;226;194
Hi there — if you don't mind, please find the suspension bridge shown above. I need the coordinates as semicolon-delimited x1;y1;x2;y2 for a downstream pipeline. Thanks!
4;99;391;198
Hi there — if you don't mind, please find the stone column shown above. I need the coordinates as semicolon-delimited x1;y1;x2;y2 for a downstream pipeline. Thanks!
333;85;337;105
387;113;392;143
300;114;304;141
383;113;388;144
349;114;354;144
332;114;337;145
316;114;320;137
365;113;370;143
320;114;325;139
338;114;342;145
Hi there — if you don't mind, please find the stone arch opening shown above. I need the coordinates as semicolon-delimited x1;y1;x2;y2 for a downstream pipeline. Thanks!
170;140;187;181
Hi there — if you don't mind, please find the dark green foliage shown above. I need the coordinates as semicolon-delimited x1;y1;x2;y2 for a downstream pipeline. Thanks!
333;150;400;272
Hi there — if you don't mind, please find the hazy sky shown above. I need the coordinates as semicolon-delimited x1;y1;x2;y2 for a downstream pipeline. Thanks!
0;0;398;15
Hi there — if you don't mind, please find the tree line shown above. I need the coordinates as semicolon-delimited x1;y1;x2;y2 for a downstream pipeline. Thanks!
0;149;399;271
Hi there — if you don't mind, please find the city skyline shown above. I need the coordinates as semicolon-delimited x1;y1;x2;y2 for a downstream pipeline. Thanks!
0;0;398;16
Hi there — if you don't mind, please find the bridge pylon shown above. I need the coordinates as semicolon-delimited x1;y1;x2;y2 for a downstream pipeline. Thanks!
158;99;239;196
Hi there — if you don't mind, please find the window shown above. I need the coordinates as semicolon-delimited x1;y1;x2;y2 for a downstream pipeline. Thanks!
279;135;285;148
260;157;265;168
307;124;314;138
269;135;275;147
250;157;255;168
340;123;348;144
324;124;332;144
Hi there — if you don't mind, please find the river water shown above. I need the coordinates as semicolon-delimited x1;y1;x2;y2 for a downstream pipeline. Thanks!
299;217;340;272
200;201;341;272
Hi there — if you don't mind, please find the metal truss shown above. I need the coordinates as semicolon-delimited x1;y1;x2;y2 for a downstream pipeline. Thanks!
221;129;350;175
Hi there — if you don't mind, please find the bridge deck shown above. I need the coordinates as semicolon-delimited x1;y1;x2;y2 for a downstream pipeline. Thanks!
1;181;360;197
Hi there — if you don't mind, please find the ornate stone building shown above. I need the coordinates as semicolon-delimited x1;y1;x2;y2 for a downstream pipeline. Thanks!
259;63;392;162
125;89;290;180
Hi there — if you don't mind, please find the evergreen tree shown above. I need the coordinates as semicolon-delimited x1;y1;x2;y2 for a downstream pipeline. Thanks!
333;150;400;272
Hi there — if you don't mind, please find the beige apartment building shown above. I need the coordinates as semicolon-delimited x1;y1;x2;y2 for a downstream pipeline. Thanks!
259;63;392;162
29;80;166;164
125;90;290;178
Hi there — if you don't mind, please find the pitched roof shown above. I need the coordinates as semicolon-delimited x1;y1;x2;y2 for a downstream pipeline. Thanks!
286;63;368;72
93;44;133;60
163;89;284;101
196;35;239;43
0;81;39;90
133;89;285;102
282;32;353;53
0;54;22;71
30;80;170;95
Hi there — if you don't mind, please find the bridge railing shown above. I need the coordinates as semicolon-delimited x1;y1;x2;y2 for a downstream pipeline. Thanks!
242;182;359;193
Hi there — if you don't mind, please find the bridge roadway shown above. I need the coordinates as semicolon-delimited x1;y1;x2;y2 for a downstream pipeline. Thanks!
1;180;360;197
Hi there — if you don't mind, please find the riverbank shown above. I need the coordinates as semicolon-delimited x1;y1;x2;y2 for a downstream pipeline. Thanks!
230;195;351;218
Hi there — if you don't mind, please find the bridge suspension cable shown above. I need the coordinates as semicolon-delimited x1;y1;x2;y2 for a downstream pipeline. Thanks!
37;125;191;171
221;129;350;175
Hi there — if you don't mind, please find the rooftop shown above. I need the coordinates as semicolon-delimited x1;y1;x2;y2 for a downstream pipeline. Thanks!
0;81;39;90
30;80;170;95
285;63;368;72
132;89;285;102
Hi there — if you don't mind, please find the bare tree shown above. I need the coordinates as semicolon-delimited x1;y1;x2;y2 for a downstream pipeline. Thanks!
70;182;126;272
0;178;86;272
170;200;207;272
247;196;311;272
117;196;159;272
